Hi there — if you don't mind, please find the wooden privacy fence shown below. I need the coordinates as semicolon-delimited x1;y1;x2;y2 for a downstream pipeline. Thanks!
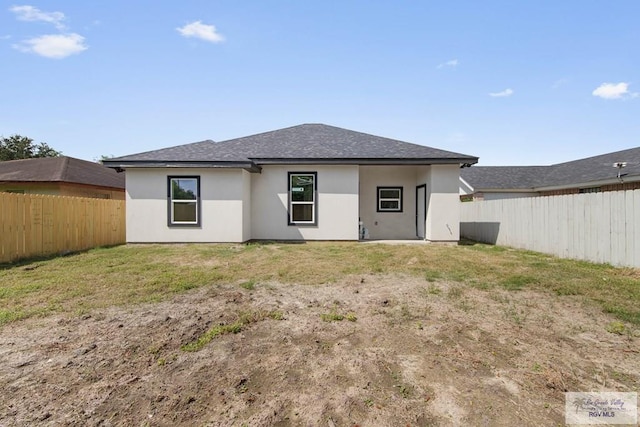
0;192;125;263
460;189;640;268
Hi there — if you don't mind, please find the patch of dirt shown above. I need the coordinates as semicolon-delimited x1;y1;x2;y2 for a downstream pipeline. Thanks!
1;275;638;426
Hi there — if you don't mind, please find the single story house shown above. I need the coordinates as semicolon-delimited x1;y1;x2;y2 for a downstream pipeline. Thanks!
104;124;478;243
0;156;125;199
460;146;640;201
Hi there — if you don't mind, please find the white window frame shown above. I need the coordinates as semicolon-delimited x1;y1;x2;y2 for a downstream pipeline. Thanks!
377;187;403;212
288;172;317;225
168;176;201;227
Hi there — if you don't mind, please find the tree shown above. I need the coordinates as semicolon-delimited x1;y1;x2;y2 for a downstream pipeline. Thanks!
95;154;115;163
0;135;62;161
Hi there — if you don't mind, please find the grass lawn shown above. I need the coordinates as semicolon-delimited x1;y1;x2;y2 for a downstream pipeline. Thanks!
1;241;639;326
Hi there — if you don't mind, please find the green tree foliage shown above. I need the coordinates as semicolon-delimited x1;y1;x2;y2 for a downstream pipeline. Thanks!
96;154;114;162
171;180;196;199
0;135;62;161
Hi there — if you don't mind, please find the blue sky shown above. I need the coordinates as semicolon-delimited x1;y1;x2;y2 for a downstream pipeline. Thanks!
1;1;638;165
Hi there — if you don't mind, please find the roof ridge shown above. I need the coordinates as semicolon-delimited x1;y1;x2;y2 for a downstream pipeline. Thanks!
216;124;315;144
551;146;640;166
55;156;70;181
217;123;475;158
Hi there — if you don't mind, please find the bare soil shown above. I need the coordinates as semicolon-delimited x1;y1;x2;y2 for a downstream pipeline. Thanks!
1;275;638;426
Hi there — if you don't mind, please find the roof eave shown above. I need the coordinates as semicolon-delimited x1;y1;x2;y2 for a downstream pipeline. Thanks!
534;174;640;192
103;157;478;170
474;188;539;193
0;180;124;190
252;157;478;166
103;160;262;173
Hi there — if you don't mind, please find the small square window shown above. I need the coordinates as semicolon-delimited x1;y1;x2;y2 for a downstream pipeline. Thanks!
377;187;403;212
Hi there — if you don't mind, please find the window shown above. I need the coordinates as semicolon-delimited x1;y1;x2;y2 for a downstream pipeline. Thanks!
168;176;200;226
377;187;403;212
288;172;317;225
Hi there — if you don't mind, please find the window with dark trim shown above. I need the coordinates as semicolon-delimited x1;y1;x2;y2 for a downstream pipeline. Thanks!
288;172;317;225
167;176;201;226
377;187;403;212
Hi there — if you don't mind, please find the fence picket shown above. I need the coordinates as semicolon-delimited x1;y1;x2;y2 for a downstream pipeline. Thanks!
460;189;639;268
0;193;125;263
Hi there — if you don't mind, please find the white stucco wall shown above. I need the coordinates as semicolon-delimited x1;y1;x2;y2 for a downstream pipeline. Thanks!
125;168;249;243
251;165;359;240
124;163;462;243
424;164;461;242
359;166;427;240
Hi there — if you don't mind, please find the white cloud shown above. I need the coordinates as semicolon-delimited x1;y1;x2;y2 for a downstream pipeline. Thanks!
489;88;514;98
9;5;88;58
437;59;458;69
13;33;87;59
177;21;224;43
592;82;630;99
9;5;66;30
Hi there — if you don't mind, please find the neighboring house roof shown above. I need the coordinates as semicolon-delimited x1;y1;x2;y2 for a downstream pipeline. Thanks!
104;124;478;171
540;146;640;188
461;146;640;192
460;166;548;191
0;156;125;189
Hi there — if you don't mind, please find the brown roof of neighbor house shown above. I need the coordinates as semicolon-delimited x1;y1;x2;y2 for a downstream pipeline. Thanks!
0;156;125;189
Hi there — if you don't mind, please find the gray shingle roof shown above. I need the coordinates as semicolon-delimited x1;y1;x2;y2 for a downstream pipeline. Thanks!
541;146;640;187
462;146;640;191
460;166;548;190
105;124;478;168
109;140;218;162
0;156;125;189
